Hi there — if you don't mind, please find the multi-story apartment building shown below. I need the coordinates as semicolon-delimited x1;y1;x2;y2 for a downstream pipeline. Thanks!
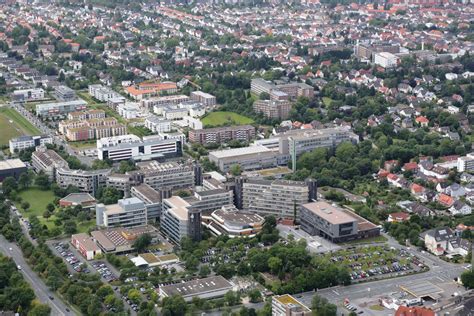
161;196;202;244
97;134;182;162
31;146;69;180
253;100;292;120
190;91;216;106
189;125;255;145
140;95;189;110
88;84;123;102
236;177;316;219
374;52;399;68
9;135;53;153
137;160;195;191
96;197;147;228
458;153;474;172
54;85;76;101
59;116;127;141
67;109;106;121
144;115;172;133
36;100;88;119
251;78;275;96
250;78;314;101
56;168;111;195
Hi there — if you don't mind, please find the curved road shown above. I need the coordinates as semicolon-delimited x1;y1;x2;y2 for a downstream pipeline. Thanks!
0;235;71;315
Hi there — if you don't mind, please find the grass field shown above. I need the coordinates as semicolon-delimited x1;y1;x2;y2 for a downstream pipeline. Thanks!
16;188;56;216
201;111;254;127
0;107;41;145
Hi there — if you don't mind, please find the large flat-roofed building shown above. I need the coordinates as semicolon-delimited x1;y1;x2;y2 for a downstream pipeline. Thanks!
144;115;172;133
236;177;316;219
189;189;234;215
140;94;189;109
131;184;167;222
300;201;380;243
56;168;111;195
36;100;88;118
97;134;182;162
9;135;53;153
0;159;27;181
158;276;233;302
251;78;314;101
71;233;102;260
59;115;127;141
161;196;202;244
209;145;281;173
88;84;123;103
189;125;255;145
137;160;195;191
272;294;312;316
96;197;147;228
12;88;45;102
91;225;158;254
31;146;68;180
253;100;292;120
374;52;399;68
203;205;264;238
190;91;216;106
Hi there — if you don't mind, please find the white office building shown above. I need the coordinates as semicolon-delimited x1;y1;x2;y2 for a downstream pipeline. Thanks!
458;153;474;173
96;197;147;228
144;115;172;133
9;135;53;153
97;134;182;162
374;52;399;68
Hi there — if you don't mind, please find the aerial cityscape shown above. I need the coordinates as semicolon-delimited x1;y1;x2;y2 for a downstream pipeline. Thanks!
0;0;472;315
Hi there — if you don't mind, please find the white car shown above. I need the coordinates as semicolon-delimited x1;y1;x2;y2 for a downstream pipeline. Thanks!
17;265;21;270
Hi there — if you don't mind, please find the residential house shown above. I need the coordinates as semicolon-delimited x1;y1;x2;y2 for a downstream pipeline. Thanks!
421;227;471;257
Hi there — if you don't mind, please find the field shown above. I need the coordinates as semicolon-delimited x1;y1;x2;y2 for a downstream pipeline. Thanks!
201;111;254;127
0;107;41;145
16;188;56;216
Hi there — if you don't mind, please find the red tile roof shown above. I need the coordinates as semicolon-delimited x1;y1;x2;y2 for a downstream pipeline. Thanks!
395;306;435;316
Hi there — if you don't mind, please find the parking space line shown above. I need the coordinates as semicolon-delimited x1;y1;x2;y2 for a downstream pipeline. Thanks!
332;290;340;296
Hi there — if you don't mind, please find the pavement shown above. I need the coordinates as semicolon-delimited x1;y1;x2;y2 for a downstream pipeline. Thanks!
0;235;71;316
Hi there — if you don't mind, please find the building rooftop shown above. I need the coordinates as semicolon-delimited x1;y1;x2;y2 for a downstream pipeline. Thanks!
72;233;100;252
60;193;96;204
0;159;26;170
210;145;274;159
160;276;233;298
302;201;356;225
164;196;191;220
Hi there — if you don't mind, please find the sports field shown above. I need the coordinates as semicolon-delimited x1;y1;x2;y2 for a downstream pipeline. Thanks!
0;107;41;145
201;111;254;127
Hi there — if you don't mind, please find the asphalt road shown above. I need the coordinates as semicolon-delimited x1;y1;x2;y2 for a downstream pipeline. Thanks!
0;235;71;315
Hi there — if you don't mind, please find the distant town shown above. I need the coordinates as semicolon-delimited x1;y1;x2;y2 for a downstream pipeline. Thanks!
0;0;472;315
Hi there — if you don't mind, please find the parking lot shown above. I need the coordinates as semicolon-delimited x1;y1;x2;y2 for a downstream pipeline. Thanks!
53;242;90;274
324;246;427;282
91;261;117;282
277;224;341;253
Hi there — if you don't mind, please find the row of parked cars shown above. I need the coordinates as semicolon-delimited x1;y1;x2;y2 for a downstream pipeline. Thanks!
121;295;139;312
91;261;117;282
54;242;89;273
350;263;412;280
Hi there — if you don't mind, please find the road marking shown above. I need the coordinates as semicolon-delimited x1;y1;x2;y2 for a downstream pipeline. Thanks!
332;290;340;296
436;276;444;282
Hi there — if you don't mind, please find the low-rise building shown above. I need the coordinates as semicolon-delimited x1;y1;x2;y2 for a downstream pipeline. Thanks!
59;193;97;209
158;276;233;302
91;225;158;254
272;294;312;316
54;85;76;101
0;159;27;181
71;233;102;260
189;125;255;145
421;227;471;257
96;197;147;228
300;201;380;243
202;205;264;237
12;88;45;102
9;135;53;153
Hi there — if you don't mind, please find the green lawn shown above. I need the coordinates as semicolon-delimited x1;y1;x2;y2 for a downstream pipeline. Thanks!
341;235;388;245
16;188;56;216
201;111;254;127
0;107;41;145
0;111;23;146
322;97;333;107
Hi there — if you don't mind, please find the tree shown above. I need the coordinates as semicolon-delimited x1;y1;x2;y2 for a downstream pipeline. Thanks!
133;233;152;253
248;289;262;303
230;164;242;176
224;291;240;306
461;270;474;289
46;203;55;213
162;295;187;315
42;210;51;219
18;173;31;189
199;265;211;277
311;295;337;316
63;220;77;235
267;256;282;275
128;288;141;304
35;174;50;190
2;177;17;195
21;201;30;212
27;303;51;316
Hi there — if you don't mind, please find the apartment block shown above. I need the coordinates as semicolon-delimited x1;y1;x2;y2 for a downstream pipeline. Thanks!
458;153;474;172
140;95;189;109
253;100;292;120
9;135;53;153
36;100;88;119
67;109;106;121
189;125;255;145
250;78;314;101
88;84;123;102
145;115;172;133
374;52;399;68
190;91;216;106
54;85;76;101
59;116;127;141
96;197;147;228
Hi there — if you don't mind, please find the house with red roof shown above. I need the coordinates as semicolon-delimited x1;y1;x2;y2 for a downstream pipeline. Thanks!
395;306;434;316
387;212;410;223
402;162;418;172
437;193;454;208
415;116;429;127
